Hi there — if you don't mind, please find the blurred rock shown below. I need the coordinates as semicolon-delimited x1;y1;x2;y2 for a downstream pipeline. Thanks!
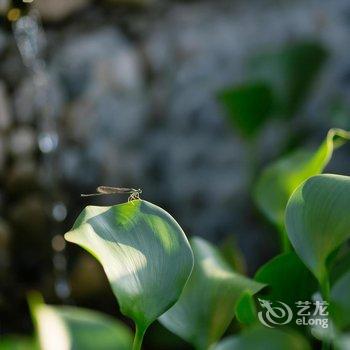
105;0;154;6
0;81;11;131
9;127;36;157
14;75;65;123
0;45;26;88
0;29;7;55
9;195;47;239
55;27;148;185
33;0;90;21
0;0;9;15
69;253;107;299
0;137;6;173
0;219;10;274
5;159;38;196
52;27;144;97
0;219;10;250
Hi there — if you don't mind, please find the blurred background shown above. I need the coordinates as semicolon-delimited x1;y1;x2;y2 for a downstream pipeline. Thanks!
1;0;350;348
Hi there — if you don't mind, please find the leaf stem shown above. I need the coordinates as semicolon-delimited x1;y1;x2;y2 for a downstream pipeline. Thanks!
278;225;291;253
132;325;146;350
320;275;331;350
320;275;330;302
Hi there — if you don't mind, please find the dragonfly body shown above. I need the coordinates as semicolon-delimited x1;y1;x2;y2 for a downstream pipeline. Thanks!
81;187;142;201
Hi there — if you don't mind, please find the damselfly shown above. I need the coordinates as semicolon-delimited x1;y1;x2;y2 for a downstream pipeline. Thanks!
81;187;142;201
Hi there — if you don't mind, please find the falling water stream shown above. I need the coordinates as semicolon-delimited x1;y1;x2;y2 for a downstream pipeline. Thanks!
12;9;71;301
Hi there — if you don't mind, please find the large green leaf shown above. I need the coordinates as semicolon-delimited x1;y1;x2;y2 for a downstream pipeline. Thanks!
249;41;327;117
0;336;37;350
254;251;318;306
254;128;350;232
212;327;310;350
159;237;264;350
32;304;133;350
64;200;194;346
285;174;350;290
218;82;274;138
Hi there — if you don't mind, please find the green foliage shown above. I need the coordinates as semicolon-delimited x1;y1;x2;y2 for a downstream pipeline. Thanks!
0;336;37;350
218;82;274;138
331;249;350;284
234;291;257;326
218;41;327;138
159;237;264;350
213;327;311;350
255;251;318;306
286;174;350;295
330;270;350;329
335;334;350;350
64;199;193;349
32;304;133;350
51;158;350;349
254;128;350;245
249;41;328;117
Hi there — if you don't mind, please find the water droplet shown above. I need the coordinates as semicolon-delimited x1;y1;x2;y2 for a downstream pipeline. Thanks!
55;278;70;299
52;202;67;222
52;235;66;252
38;131;58;153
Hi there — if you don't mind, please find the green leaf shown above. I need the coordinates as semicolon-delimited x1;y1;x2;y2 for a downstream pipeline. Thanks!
234;291;258;326
330;270;350;329
219;234;247;275
0;336;37;350
330;248;350;284
249;41;328;117
335;334;350;350
254;251;318;306
218;82;274;138
254;128;350;231
285;174;350;288
32;304;133;350
64;200;194;345
159;237;264;350
212;327;311;350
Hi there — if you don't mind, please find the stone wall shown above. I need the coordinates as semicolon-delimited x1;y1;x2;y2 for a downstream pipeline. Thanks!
1;0;350;291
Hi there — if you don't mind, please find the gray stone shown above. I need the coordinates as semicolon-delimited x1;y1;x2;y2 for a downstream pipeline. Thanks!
33;0;90;21
0;137;6;174
9;127;36;157
14;74;65;123
0;29;7;55
0;81;11;131
52;28;142;97
0;0;9;15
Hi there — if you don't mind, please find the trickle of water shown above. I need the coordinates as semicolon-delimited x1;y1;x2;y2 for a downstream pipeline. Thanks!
13;10;71;302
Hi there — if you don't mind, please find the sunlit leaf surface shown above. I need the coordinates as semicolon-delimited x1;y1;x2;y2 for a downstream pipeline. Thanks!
65;200;194;335
286;174;350;285
33;305;133;350
159;237;264;350
254;128;350;229
213;327;311;350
